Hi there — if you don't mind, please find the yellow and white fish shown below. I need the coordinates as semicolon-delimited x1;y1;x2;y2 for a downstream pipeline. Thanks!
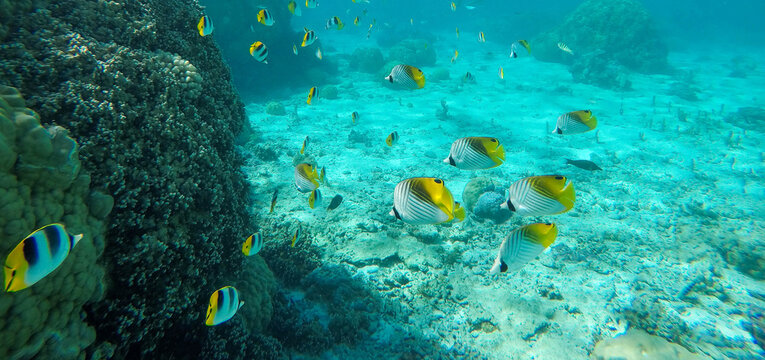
249;41;268;64
308;189;322;209
205;286;244;326
197;15;214;36
443;137;505;170
351;111;359;124
354;16;360;25
553;110;597;134
502;175;575;216
257;8;274;26
242;232;264;256
294;163;321;193
478;31;486;43
385;64;425;89
300;136;309;155
451;50;459;63
269;189;278;214
319;166;327;185
463;71;475;83
291;227;301;247
4;223;83;292
288;0;302;16
510;40;531;58
498;66;504;80
451;2;456;11
302;28;317;47
385;131;399;146
307;86;318;105
315;48;322;60
306;0;318;8
490;223;558;274
326;16;344;30
390;177;466;225
557;42;574;55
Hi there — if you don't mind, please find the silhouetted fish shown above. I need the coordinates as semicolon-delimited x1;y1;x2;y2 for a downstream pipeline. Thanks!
565;159;602;171
327;195;344;210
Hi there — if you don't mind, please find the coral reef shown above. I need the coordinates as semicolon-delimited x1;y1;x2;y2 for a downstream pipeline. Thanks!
0;86;110;360
0;0;275;358
569;50;632;90
265;102;286;116
350;47;385;74
387;39;436;67
473;191;511;224
321;85;339;100
461;177;504;213
592;329;700;360
724;107;765;130
429;67;450;83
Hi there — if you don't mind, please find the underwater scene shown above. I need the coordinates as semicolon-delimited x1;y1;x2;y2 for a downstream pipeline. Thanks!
0;0;763;359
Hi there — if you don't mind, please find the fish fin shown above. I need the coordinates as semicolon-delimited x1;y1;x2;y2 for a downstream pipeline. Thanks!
238;301;245;310
72;234;84;247
453;202;466;222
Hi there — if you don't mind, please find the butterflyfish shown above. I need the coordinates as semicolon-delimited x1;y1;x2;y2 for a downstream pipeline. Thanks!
269;189;278;213
463;71;475;83
302;28;317;47
443;137;505;170
4;223;83;292
306;0;318;9
315;48;322;60
502;175;575;216
242;232;264;256
294;163;321;193
498;66;504;79
385;131;399;146
300;136;309;155
451;50;458;63
197;15;214;36
257;8;274;26
291;227;301;247
510;39;531;58
553;110;597;135
326;16;344;30
385;64;425;90
490;223;558;274
249;41;268;64
308;189;322;209
354;16;360;25
288;0;302;16
351;111;359;124
451;2;456;11
205;286;244;326
307;87;318;105
478;31;485;43
390;177;466;225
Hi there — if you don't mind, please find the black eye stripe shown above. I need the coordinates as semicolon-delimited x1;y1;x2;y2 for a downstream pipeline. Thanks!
434;179;442;184
555;176;564;180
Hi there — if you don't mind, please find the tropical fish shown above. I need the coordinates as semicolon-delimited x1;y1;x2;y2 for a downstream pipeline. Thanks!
510;40;530;58
319;166;327;184
307;87;317;105
302;28;317;47
288;0;302;16
553;110;598;135
557;42;574;55
385;64;425;90
390;177;466;225
367;23;374;39
385;131;399;146
327;195;344;210
294;163;321;193
326;16;344;30
451;50;458;63
410;18;414;25
4;223;83;292
257;8;274;26
242;232;264;256
502;175;575;216
308;189;322;209
315;48;322;60
490;223;558;274
354;16;360;25
205;286;244;326
463;71;475;83
351;111;359;124
293;44;298;55
451;2;456;11
498;66;504;80
478;31;485;43
456;27;459;38
306;0;318;8
291;227;301;247
249;41;268;64
269;189;278;213
197;15;214;36
300;136;309;155
443;137;505;170
565;159;602;171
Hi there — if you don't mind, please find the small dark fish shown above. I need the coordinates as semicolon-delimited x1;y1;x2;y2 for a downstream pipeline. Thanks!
565;159;602;171
269;189;279;213
327;195;344;210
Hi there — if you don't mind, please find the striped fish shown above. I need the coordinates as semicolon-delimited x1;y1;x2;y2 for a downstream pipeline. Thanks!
197;15;214;36
385;131;399;146
249;41;268;64
306;0;318;8
553;110;597;135
385;64;425;90
326;16;344;30
490;223;558;274
503;175;575;216
257;8;274;26
307;87;317;105
302;28;317;47
287;0;301;16
291;227;301;247
308;189;322;209
390;177;465;225
510;40;530;58
205;286;244;326
294;163;320;193
300;136;309;154
557;42;574;55
242;232;264;256
351;111;359;124
443;137;505;170
478;31;486;43
463;72;475;83
4;223;83;292
269;189;278;213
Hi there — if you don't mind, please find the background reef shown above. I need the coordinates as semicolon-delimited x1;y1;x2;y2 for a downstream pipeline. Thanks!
0;0;276;358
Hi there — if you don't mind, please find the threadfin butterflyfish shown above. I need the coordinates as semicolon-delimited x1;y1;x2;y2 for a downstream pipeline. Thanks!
242;232;264;256
490;223;558;274
197;15;214;36
385;131;399;146
553;110;597;134
294;163;321;193
4;223;83;292
257;8;274;26
249;41;268;64
502;175;576;216
205;286;244;326
443;137;505;170
390;177;465;225
308;189;322;209
385;64;425;89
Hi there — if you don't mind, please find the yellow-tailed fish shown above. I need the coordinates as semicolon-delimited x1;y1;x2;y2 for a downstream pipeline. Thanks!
557;42;574;55
443;137;504;170
385;64;425;90
306;0;318;8
478;31;486;43
451;2;456;11
351;111;359;124
456;27;459;38
249;41;268;64
307;86;317;105
294;163;321;193
257;8;275;26
490;223;558;274
197;15;214;36
269;189;278;213
354;16;360;25
498;66;504;79
510;39;531;58
390;177;466;225
451;50;458;63
293;44;298;55
319;166;326;184
301;28;317;47
242;232;264;256
502;175;575;216
288;0;302;16
553;110;597;134
315;48;322;60
291;227;301;247
385;131;399;146
308;189;322;209
205;286;244;326
300;136;309;155
4;223;83;292
325;16;344;30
